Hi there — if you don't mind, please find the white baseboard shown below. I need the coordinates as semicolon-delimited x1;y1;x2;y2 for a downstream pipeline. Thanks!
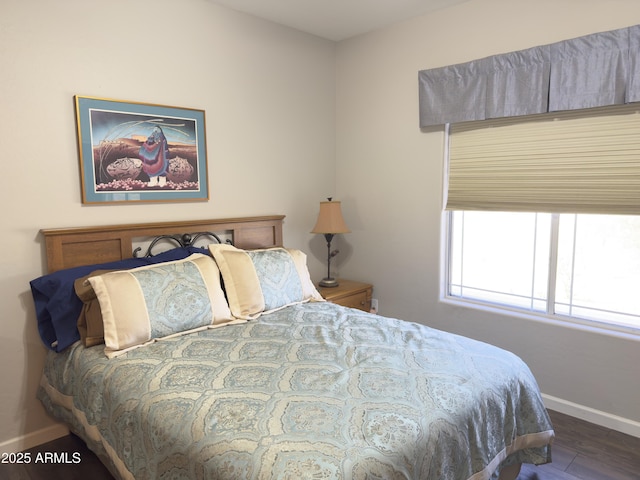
0;423;69;453
543;394;640;438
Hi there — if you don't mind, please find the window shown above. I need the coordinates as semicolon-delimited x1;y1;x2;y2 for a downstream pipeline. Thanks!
445;104;640;334
447;211;640;332
448;211;550;313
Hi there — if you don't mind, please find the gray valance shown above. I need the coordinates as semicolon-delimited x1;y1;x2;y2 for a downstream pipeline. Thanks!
418;24;640;127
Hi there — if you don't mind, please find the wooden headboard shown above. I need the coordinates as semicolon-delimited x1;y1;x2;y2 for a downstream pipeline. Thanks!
41;215;285;273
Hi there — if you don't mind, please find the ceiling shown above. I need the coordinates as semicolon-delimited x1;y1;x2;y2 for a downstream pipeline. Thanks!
209;0;469;41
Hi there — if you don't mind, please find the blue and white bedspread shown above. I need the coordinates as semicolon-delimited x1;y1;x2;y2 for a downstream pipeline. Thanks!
38;302;554;480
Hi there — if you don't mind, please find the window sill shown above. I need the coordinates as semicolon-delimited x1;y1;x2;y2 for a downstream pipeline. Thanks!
440;296;640;341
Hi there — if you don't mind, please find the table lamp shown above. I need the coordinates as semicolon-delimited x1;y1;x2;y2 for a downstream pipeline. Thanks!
311;198;350;287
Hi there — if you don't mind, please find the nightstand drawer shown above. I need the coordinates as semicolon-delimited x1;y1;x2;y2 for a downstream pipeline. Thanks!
333;290;371;311
317;279;373;312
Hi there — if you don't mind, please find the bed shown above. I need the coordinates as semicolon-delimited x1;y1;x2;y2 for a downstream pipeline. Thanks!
31;215;554;480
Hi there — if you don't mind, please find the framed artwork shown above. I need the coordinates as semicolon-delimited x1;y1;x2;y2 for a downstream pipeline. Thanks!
75;96;209;204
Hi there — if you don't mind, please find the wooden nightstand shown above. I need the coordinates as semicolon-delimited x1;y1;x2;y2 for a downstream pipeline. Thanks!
317;279;373;312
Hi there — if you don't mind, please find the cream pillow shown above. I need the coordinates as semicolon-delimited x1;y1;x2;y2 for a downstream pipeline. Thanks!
209;244;323;320
88;253;239;358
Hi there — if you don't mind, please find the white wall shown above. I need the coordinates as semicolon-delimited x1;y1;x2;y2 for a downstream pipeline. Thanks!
0;0;335;450
336;0;640;434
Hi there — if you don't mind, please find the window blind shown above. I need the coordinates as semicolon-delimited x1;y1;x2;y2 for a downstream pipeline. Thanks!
446;103;640;214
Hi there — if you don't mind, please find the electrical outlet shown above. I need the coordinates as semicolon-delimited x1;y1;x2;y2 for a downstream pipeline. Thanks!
371;298;378;313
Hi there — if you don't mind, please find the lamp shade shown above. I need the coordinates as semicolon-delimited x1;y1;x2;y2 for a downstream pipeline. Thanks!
311;200;350;234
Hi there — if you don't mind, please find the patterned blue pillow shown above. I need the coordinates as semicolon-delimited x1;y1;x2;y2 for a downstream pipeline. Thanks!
30;246;209;352
88;254;238;358
247;249;304;311
209;245;323;320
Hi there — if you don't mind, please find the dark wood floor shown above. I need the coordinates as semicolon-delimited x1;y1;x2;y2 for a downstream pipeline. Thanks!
0;433;112;480
519;410;640;480
2;410;638;479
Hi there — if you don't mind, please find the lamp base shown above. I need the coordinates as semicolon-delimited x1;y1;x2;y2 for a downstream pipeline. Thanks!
319;277;339;288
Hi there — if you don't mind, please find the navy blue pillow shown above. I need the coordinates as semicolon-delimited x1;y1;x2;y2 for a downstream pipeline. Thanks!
30;247;209;352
